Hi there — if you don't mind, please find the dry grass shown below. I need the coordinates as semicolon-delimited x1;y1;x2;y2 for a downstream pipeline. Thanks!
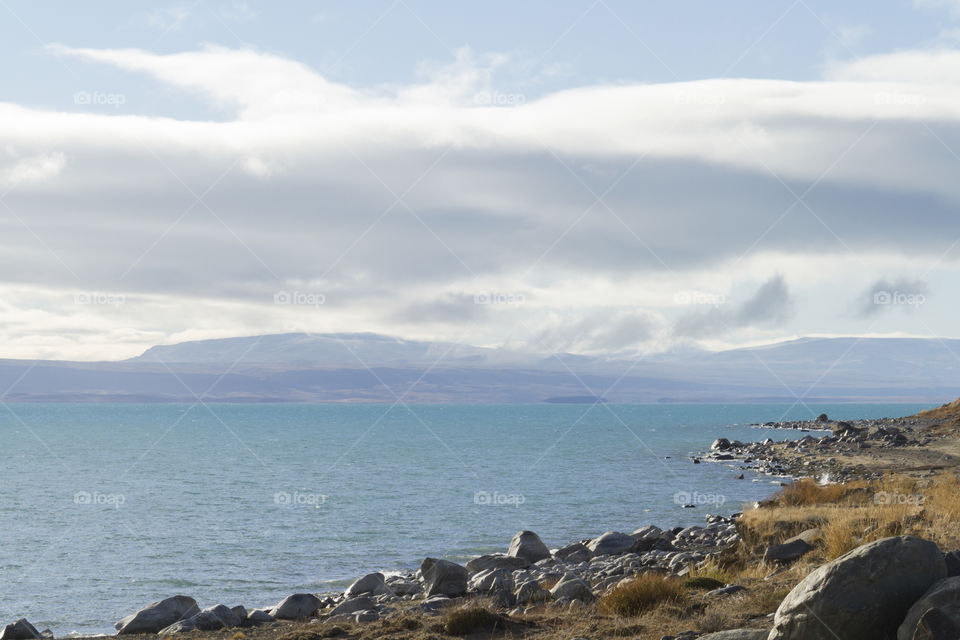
443;606;507;636
598;573;689;617
741;473;960;561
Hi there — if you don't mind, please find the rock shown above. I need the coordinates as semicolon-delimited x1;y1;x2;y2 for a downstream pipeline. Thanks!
269;593;323;620
897;577;960;640
816;413;829;423
230;606;247;625
466;554;529;573
469;568;513;593
115;595;200;634
711;438;731;450
354;610;380;623
385;576;422;595
550;574;595;602
944;550;960;577
554;542;591;563
911;607;960;640
698;631;769;640
329;596;373;616
244;610;276;627
160;605;240;636
587;531;636;556
417;595;453;615
507;531;551;564
345;572;394;597
763;539;813;563
769;536;947;640
705;585;746;597
421;557;468;597
0;620;41;640
514;580;550;605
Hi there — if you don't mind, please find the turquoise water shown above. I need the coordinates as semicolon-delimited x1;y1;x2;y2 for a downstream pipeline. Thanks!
0;402;931;634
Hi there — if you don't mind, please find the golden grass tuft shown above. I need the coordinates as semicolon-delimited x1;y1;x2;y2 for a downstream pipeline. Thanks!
598;573;689;617
443;606;506;636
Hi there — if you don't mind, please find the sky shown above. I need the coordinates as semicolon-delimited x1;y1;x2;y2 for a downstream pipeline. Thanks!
1;0;960;360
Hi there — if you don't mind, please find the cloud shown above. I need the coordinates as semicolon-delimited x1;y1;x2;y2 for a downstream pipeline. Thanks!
860;278;929;316
674;276;793;338
0;151;66;189
0;44;956;358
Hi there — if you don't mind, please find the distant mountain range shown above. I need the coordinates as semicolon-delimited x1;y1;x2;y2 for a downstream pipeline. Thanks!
0;333;956;403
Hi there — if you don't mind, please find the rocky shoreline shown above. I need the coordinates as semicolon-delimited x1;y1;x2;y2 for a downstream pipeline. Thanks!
4;408;959;640
1;516;744;639
693;413;947;482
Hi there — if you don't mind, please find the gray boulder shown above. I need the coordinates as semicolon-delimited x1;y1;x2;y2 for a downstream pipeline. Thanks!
345;572;394;597
549;574;595;602
587;531;636;556
421;557;467;597
469;568;513;593
329;596;374;616
507;531;551;564
711;438;731;450
769;536;946;640
465;553;529;573
897;577;960;640
515;580;551;605
763;539;813;563
115;595;200;634
269;593;323;620
244;610;276;627
0;620;41;640
553;542;591;563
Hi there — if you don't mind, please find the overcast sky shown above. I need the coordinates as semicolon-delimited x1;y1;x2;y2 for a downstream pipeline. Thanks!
1;0;960;360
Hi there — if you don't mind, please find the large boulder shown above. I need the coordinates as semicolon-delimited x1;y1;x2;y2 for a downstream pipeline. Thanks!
268;593;323;620
345;572;394;597
587;531;636;556
465;554;529;573
549;574;595;602
115;595;200;634
897;577;960;640
507;531;551;564
769;536;946;640
421;557;468;598
0;620;41;640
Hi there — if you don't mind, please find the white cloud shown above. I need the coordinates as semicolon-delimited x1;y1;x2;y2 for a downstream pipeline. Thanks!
0;44;956;358
0;150;66;189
